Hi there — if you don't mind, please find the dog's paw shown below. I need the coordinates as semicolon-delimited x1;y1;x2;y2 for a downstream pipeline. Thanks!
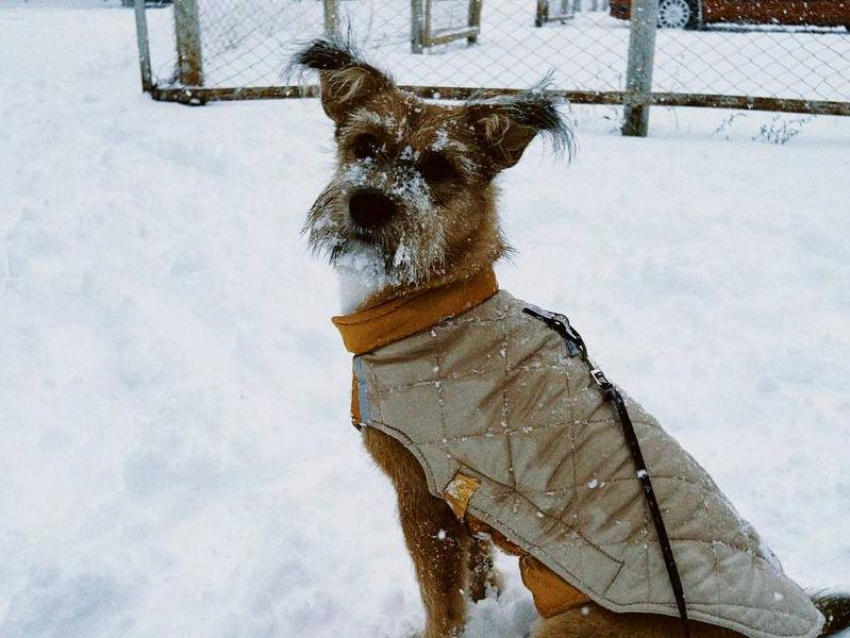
468;564;503;604
422;621;466;638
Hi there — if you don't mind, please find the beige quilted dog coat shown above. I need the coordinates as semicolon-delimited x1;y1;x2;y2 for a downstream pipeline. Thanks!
333;269;823;638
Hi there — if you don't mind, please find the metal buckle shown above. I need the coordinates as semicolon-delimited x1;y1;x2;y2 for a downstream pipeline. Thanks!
589;366;612;390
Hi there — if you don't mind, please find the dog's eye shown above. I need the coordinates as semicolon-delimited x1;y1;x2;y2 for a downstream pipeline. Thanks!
352;133;382;160
418;154;457;184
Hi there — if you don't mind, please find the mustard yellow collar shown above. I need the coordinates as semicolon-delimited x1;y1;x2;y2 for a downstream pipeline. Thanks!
332;269;499;355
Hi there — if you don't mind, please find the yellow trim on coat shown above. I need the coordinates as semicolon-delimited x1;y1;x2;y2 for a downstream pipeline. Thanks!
332;268;499;354
520;556;592;618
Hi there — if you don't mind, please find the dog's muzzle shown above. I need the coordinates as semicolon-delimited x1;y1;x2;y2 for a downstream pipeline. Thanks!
348;188;396;229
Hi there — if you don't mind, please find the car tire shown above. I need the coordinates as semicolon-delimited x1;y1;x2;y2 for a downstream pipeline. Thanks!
657;0;701;29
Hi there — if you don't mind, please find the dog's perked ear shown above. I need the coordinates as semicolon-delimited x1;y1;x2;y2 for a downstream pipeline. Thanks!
291;38;395;125
465;85;573;174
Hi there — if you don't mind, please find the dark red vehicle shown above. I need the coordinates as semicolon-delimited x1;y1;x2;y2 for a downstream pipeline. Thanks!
610;0;850;30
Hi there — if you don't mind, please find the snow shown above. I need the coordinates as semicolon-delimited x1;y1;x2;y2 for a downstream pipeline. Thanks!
1;3;850;638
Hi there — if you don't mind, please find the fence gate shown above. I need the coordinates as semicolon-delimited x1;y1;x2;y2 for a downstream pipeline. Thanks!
134;0;850;135
411;0;483;53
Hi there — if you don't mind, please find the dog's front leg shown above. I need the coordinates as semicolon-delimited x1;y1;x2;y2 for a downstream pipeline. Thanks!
363;428;468;638
466;535;499;603
398;484;468;638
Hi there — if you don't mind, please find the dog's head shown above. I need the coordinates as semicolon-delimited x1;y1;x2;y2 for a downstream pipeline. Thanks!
292;38;573;298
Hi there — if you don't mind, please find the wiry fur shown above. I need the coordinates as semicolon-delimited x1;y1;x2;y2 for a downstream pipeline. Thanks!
812;592;850;636
290;37;395;125
295;38;576;309
291;36;364;72
466;75;576;164
293;38;850;638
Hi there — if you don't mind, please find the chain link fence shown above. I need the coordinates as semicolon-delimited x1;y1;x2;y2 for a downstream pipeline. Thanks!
134;0;850;131
652;15;850;104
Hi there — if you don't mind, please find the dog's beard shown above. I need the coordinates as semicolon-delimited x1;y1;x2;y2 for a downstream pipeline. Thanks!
305;163;449;292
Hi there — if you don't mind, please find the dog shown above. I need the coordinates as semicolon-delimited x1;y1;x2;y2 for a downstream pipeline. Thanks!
292;38;850;638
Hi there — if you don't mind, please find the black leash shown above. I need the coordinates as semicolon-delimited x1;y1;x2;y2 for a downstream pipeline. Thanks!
523;307;691;638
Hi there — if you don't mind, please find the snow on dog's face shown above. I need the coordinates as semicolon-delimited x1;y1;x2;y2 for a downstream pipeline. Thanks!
293;39;573;295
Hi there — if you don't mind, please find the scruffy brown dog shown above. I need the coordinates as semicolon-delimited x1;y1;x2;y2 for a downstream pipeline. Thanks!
292;38;850;638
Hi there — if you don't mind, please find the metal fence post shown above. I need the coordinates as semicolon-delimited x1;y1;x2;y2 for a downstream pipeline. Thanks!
323;0;340;38
411;0;424;53
174;0;204;87
133;0;154;94
467;0;482;44
622;0;658;137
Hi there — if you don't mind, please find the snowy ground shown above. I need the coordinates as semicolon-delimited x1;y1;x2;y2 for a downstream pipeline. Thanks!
1;3;849;638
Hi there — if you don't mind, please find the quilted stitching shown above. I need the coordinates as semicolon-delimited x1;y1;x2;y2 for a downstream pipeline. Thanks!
356;291;823;638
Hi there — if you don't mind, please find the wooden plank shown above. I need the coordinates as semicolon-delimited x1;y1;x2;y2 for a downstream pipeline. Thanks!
151;85;319;104
174;0;204;87
535;0;549;27
429;27;480;47
148;84;850;117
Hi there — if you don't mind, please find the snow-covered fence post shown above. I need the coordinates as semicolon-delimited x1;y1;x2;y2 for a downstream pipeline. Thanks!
174;0;204;87
622;0;658;136
323;0;340;38
133;0;154;94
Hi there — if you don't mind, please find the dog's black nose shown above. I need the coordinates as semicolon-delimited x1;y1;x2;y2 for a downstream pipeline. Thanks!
348;189;396;228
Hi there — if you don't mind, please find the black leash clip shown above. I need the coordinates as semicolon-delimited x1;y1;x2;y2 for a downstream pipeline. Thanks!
589;365;618;401
589;366;612;390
